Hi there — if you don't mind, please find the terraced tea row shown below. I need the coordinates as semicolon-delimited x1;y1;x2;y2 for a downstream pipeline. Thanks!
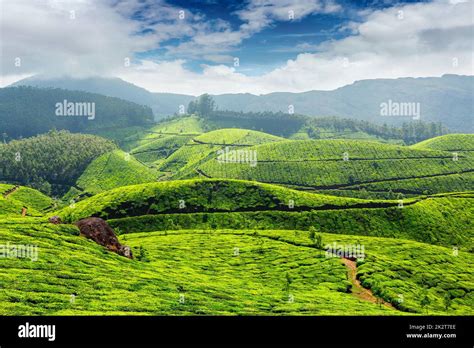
158;129;284;176
56;179;473;248
192;137;474;197
1;220;471;315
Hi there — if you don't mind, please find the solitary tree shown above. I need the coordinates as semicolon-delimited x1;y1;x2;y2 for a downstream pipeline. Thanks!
136;245;150;262
187;94;216;117
314;233;323;250
187;100;197;114
443;292;452;313
308;226;316;241
420;289;431;314
283;272;293;293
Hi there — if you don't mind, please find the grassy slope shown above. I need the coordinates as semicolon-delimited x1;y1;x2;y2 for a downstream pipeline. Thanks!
159;129;285;177
193;128;284;145
122;114;403;153
1;131;472;316
412;134;474;152
195;139;474;197
106;194;473;249
57;179;473;248
6;187;53;212
0;184;51;216
0;219;471;315
58;179;370;221
122;116;205;151
130;135;194;164
0;196;37;217
71;150;159;197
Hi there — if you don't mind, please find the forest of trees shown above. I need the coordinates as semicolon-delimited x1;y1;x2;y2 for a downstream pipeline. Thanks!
206;110;307;137
0;130;116;195
305;117;447;144
0;86;154;140
185;94;447;143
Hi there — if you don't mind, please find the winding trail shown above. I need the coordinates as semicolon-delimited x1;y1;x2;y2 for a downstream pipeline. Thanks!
341;258;395;309
3;185;19;198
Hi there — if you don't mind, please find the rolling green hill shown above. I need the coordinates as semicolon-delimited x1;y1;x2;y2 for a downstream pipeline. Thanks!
0;184;51;217
64;150;160;201
0;131;116;195
0;118;472;317
158;129;285;177
107;114;450;176
110;116;207;168
0;218;471;315
193;138;474;198
121;115;205;151
130;135;194;165
0;184;53;212
104;192;473;249
57;179;473;248
119;113;426;156
412;134;474;152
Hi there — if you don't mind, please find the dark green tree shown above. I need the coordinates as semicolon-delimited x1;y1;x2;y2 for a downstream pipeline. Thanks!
443;292;452;313
420;289;431;314
187;94;216;117
283;272;292;293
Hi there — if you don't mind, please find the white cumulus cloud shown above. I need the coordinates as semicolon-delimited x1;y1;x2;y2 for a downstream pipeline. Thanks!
1;0;473;94
118;0;473;95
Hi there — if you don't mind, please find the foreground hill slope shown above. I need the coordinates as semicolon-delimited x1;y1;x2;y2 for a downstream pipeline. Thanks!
0;219;472;315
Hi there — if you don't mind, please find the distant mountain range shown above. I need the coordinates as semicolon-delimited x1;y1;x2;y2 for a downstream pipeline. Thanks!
11;76;194;119
11;74;473;132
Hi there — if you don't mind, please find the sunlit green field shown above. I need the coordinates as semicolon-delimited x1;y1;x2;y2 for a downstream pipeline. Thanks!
1;218;472;315
0;129;472;317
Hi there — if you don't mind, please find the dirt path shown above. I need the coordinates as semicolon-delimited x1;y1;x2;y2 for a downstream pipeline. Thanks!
341;258;395;309
3;185;19;198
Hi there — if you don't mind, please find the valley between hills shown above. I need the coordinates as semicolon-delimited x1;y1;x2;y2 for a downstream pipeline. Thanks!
0;105;472;316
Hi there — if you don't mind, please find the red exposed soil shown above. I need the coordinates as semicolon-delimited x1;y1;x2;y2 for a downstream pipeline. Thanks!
341;257;395;309
76;217;133;259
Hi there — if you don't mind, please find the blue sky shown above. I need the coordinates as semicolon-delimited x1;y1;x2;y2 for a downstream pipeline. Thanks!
1;0;472;94
136;0;431;74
